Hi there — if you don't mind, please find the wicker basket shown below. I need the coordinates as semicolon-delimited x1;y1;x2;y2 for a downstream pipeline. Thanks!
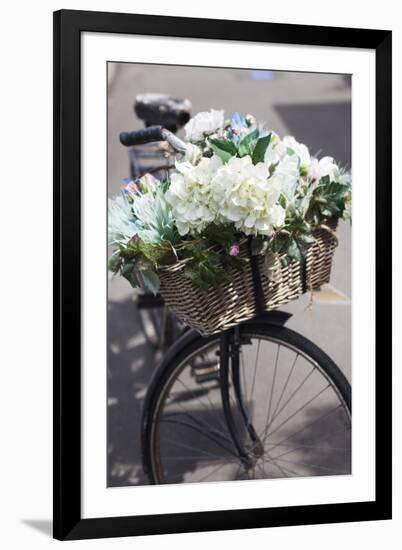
158;219;338;336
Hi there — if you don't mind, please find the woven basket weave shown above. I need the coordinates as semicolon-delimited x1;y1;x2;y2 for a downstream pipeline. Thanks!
158;219;338;336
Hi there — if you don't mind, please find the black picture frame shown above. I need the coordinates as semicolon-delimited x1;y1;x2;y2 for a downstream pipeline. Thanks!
53;9;392;541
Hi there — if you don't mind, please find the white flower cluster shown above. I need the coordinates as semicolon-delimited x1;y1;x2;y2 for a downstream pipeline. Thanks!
264;134;341;191
211;156;285;235
166;153;291;237
166;120;348;238
184;109;224;143
109;109;351;294
165;156;222;236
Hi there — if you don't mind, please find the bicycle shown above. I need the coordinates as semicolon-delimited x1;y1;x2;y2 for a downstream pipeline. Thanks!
124;94;190;350
119;112;352;485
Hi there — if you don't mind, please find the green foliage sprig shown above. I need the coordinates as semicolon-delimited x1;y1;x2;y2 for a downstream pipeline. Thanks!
306;176;351;226
268;205;315;266
208;130;271;165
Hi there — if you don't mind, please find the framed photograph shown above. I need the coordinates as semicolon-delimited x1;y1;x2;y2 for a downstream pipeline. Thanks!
53;9;392;540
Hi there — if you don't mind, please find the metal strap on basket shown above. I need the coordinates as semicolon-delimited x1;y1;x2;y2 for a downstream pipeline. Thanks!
301;259;308;294
247;237;265;315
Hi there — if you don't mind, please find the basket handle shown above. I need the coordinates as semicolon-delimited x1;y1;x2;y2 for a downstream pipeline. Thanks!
317;223;339;246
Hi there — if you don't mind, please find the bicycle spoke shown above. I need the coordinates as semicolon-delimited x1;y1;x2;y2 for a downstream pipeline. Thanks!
265;344;280;429
270;353;299;422
249;339;261;406
263;450;289;478
161;416;235;455
240;349;248;404
264;426;350;458
162;456;230;461
266;441;348;454
258;457;269;477
164;391;232;445
175;375;228;434
255;461;266;478
273;456;345;474
160;436;232;460
265;403;343;454
271;463;302;477
195;461;231;483
266;460;288;478
261;366;316;440
234;462;243;480
271;444;348;463
263;383;331;443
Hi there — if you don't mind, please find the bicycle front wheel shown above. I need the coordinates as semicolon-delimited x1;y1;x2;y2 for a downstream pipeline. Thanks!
142;322;351;484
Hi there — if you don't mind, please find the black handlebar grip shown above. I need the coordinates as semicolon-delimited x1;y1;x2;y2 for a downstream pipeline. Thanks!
119;125;165;147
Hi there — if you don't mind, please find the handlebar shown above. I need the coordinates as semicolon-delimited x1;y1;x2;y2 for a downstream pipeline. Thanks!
119;125;187;153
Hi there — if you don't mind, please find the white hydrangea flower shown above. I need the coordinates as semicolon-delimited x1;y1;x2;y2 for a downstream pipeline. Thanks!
308;156;339;181
282;136;311;166
264;132;285;165
184;109;224;143
265;134;311;171
183;143;202;165
165;155;223;235
271;153;300;201
211;156;285;236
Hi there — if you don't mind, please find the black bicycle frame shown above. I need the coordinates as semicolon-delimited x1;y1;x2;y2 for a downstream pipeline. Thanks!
219;326;263;469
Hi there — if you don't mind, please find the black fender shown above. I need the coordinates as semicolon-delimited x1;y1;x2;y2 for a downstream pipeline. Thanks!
140;310;292;479
149;309;292;397
245;309;292;328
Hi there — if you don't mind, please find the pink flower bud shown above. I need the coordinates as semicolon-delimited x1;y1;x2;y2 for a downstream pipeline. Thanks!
126;181;138;194
131;234;140;243
229;243;240;257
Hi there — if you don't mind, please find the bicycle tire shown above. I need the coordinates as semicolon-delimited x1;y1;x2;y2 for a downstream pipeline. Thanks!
142;321;351;484
138;307;163;349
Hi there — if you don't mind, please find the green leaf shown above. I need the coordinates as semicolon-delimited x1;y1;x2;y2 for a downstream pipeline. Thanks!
319;175;330;187
184;266;209;289
183;248;227;289
226;255;247;271
278;193;287;210
252;133;271;165
299;164;308;177
137;266;160;295
287;239;303;263
208;138;237;163
121;262;139;288
108;253;122;273
208;138;237;155
297;232;315;246
238;128;259;157
201;223;239;251
138;239;174;265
